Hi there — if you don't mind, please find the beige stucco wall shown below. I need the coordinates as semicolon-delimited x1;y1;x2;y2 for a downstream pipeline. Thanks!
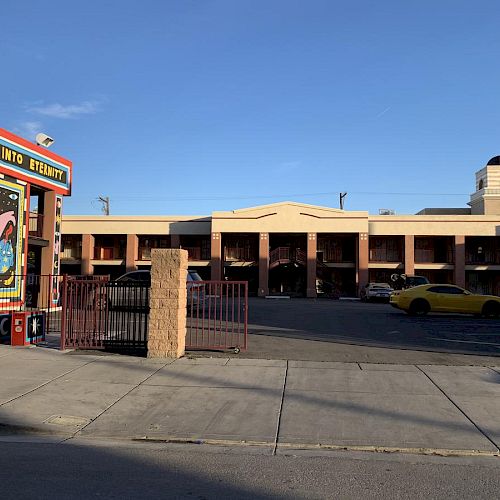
62;204;500;238
62;215;211;235
369;216;500;236
212;202;369;234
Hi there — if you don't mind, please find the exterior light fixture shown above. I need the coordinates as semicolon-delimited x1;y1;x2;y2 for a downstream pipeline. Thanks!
35;133;55;148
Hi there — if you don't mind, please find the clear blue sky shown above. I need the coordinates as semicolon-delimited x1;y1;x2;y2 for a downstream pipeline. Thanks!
2;1;499;216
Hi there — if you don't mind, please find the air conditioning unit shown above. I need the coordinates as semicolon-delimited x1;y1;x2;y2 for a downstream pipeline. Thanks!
379;209;395;215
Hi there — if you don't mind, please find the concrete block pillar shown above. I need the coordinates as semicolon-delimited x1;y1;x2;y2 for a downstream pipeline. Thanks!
126;234;138;272
81;234;95;275
357;232;369;296
210;232;222;281
258;233;269;297
306;233;317;298
404;235;415;276
148;249;188;358
454;235;466;288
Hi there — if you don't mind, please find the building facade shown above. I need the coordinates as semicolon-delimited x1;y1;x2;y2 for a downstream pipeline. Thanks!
61;158;500;297
0;128;72;308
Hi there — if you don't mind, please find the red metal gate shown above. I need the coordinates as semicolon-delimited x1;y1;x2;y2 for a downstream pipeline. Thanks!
186;281;248;353
60;277;247;354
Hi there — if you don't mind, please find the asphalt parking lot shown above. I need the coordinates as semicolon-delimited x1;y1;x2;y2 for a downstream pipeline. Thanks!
240;298;500;365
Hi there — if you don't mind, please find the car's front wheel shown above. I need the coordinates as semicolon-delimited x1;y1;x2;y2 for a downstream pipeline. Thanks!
482;301;500;319
408;299;430;316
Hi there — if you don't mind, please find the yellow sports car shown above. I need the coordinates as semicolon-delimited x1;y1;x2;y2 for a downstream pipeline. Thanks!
390;284;500;318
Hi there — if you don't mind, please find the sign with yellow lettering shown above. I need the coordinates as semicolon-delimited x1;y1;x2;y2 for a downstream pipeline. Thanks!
0;129;71;195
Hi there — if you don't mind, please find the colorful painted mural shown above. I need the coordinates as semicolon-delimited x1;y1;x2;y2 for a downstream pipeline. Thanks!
52;195;63;304
0;175;26;306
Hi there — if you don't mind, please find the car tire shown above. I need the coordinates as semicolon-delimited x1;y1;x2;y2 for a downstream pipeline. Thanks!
408;299;430;316
481;301;500;319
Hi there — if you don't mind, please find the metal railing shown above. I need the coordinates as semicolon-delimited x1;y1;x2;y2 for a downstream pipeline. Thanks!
186;281;248;352
28;212;44;238
224;247;257;261
181;246;211;261
61;277;149;353
369;249;402;262
269;247;306;267
61;247;82;260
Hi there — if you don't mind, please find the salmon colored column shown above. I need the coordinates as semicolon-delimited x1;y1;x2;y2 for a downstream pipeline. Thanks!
126;234;138;272
404;235;415;276
306;233;317;298
258;233;269;297
81;234;95;275
210;232;222;281
454;235;466;288
357;232;369;296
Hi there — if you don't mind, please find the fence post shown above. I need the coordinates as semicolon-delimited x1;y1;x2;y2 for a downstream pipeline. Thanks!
60;275;67;350
147;249;188;358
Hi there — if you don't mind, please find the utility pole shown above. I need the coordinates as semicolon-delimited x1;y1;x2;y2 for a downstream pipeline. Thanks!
339;192;347;210
98;196;110;215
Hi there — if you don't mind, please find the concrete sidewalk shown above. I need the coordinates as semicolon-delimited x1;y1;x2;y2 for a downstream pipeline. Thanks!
0;344;499;457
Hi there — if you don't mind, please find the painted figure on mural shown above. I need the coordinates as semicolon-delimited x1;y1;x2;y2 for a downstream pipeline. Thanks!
0;207;17;286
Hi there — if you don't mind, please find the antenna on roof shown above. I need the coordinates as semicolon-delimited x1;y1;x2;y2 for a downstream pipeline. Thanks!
339;192;347;210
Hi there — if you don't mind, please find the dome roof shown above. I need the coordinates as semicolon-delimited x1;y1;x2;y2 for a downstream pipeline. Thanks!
487;156;500;165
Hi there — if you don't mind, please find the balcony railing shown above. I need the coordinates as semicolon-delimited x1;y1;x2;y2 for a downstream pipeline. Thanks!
61;247;82;260
138;247;152;260
317;247;355;263
369;249;402;262
466;254;500;265
94;247;124;260
182;246;211;261
224;247;257;262
28;212;43;238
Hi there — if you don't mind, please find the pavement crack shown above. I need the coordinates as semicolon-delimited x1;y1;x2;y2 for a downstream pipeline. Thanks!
416;365;500;453
66;360;172;442
272;360;288;456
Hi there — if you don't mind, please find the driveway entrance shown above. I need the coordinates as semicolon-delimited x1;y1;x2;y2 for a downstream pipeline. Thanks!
241;298;500;365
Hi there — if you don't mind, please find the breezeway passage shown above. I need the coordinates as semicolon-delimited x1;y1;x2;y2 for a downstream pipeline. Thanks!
246;299;500;359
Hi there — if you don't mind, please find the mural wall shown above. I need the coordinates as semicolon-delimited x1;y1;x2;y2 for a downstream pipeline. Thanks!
0;175;26;307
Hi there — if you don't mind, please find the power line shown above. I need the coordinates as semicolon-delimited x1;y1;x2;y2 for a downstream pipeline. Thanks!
105;190;469;202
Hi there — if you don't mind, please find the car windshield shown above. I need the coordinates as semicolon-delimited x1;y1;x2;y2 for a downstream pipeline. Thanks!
187;271;202;281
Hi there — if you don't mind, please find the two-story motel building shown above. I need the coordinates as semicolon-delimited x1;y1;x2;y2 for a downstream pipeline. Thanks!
60;158;500;297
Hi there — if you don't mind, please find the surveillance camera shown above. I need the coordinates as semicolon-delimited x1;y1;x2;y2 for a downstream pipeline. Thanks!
35;133;55;148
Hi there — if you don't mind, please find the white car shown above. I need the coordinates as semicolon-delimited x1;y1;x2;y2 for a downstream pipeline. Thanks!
360;282;394;302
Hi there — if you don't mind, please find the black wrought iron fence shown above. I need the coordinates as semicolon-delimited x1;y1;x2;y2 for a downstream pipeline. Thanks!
61;278;149;354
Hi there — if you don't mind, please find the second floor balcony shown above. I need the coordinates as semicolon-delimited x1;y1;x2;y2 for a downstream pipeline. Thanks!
28;212;44;238
369;237;403;263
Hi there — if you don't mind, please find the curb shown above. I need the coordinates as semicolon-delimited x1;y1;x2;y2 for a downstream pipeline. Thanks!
131;436;500;458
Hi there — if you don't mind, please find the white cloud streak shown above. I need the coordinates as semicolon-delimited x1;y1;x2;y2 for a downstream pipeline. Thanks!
26;100;101;119
12;121;43;139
